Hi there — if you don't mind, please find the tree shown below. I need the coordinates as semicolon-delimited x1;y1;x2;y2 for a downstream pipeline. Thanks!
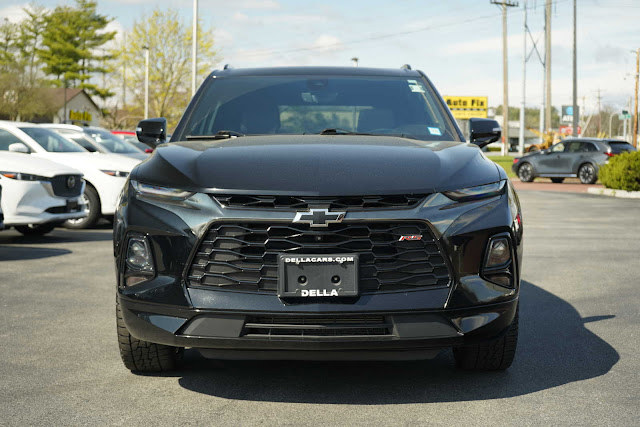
494;105;561;130
112;8;217;129
0;10;57;121
38;0;115;102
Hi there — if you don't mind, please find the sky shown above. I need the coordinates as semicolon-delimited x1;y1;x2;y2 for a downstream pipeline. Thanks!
2;0;640;116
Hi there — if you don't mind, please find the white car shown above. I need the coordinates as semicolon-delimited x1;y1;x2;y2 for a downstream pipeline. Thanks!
0;121;140;228
40;124;148;161
0;152;86;235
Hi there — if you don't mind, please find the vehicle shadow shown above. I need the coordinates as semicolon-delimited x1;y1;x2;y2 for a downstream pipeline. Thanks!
170;280;619;403
0;227;112;245
0;245;71;261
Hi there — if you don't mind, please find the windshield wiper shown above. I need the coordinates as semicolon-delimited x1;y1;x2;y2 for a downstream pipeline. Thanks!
318;128;373;135
186;130;244;140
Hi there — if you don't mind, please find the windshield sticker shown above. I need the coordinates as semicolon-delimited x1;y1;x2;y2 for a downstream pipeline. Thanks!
407;79;425;93
428;127;442;136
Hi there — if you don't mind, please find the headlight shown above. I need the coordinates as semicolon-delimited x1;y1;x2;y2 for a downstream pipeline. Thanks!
443;180;506;202
0;171;48;181
131;180;194;200
101;170;129;177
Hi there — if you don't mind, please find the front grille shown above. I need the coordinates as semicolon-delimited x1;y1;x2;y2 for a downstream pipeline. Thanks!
243;314;391;337
187;221;451;293
49;175;83;197
213;194;428;210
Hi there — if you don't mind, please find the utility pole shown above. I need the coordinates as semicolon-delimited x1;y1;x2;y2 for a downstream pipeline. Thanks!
518;0;527;156
491;0;519;155
596;88;602;135
143;46;149;119
634;48;639;147
191;0;198;97
544;0;552;131
122;33;127;108
572;0;579;136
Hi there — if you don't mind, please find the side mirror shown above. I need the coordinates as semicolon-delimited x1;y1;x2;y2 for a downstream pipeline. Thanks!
136;118;167;148
8;143;29;153
469;118;501;148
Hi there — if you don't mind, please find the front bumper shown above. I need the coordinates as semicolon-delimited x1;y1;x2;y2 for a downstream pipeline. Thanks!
115;181;523;359
0;179;85;226
118;293;518;360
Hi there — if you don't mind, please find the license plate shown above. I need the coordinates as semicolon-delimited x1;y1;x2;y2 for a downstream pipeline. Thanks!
66;200;79;212
277;254;359;298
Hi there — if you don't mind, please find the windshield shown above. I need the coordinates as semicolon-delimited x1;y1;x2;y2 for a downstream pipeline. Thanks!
20;127;85;152
84;128;142;154
179;75;460;141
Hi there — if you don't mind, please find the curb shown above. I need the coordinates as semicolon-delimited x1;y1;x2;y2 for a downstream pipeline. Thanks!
587;187;640;199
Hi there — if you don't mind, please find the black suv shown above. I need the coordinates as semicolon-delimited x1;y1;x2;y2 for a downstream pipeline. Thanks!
115;66;523;372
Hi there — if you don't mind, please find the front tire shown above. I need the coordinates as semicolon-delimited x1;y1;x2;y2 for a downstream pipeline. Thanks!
116;300;183;372
453;307;518;371
578;163;597;184
517;163;535;182
15;223;56;236
64;186;100;229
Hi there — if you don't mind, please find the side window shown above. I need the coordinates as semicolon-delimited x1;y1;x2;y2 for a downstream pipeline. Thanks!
566;141;583;153
551;142;565;153
582;143;598;152
0;129;25;151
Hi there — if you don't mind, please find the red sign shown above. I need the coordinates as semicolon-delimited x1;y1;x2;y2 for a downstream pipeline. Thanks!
559;125;582;135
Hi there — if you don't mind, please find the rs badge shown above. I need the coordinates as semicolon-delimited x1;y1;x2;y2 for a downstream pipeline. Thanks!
399;235;422;241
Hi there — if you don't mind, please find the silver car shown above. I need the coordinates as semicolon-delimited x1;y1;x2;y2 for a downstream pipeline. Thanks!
513;138;636;184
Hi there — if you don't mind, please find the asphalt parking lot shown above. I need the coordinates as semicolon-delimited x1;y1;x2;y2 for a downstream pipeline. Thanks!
1;190;638;426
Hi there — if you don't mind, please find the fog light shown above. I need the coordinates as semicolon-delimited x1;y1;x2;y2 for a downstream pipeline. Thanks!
486;237;510;267
126;236;154;272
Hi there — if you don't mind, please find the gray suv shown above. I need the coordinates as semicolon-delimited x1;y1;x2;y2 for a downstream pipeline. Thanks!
513;138;636;184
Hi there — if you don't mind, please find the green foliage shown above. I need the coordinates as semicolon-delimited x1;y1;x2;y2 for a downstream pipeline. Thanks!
111;8;218;129
38;0;115;100
490;155;516;178
494;105;561;129
0;9;58;121
599;151;640;192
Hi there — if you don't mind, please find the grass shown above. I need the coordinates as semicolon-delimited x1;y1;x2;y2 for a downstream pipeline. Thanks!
489;155;517;178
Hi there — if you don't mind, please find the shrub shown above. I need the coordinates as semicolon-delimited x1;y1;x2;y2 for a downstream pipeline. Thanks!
599;150;640;191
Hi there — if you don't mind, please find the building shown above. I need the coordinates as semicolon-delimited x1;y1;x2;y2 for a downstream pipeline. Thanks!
31;88;102;127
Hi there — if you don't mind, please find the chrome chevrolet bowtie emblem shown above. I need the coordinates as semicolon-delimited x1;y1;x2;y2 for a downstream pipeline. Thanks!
293;209;345;227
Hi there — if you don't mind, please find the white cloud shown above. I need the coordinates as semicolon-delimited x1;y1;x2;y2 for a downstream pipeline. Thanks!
0;4;29;23
313;35;343;52
240;0;280;10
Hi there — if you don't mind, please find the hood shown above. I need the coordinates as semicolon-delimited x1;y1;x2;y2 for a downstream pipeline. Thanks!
134;135;500;196
34;152;141;175
0;152;83;177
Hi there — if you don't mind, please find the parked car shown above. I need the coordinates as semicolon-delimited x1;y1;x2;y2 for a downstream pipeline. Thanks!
0;184;4;230
0;151;85;235
41;124;148;161
114;66;523;373
0;121;139;228
83;126;148;160
512;138;636;184
112;130;154;153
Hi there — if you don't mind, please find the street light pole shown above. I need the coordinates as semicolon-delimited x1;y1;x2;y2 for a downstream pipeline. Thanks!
518;0;527;156
633;48;639;148
191;0;198;97
572;0;579;136
143;46;149;119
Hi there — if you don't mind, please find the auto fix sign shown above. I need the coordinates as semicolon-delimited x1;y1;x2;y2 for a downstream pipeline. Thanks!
444;96;488;119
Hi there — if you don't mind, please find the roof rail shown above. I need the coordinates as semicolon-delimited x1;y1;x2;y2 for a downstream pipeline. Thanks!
223;64;233;70
401;64;412;70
